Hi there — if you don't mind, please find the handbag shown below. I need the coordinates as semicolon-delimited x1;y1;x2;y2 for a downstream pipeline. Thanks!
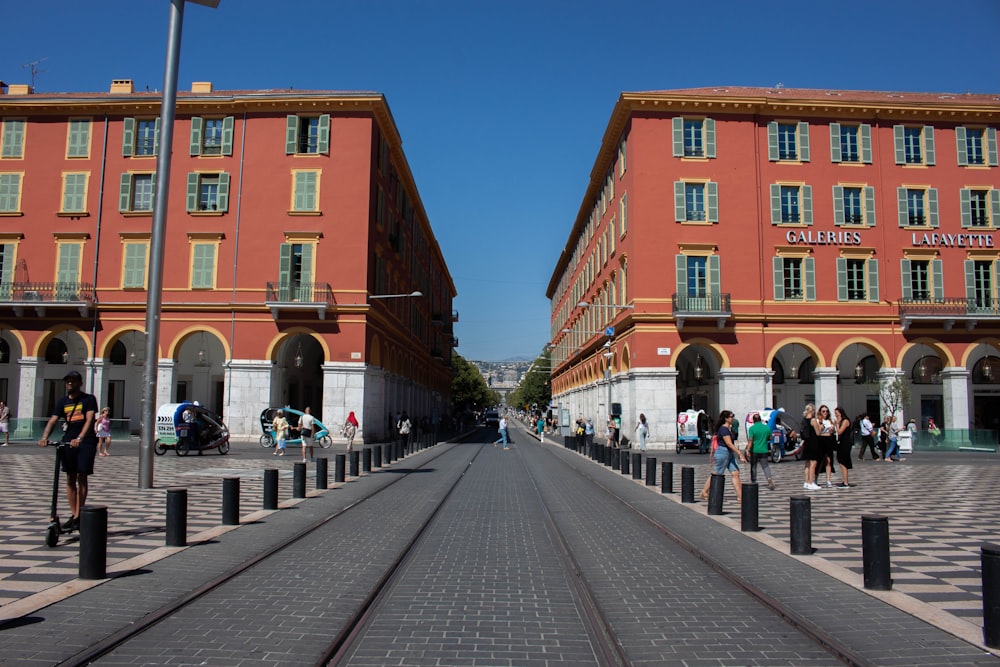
710;434;719;453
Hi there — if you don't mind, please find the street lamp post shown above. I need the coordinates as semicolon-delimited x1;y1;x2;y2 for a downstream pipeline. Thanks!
139;0;221;489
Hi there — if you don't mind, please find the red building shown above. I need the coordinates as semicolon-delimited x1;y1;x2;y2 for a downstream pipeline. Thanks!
548;87;1000;447
0;79;456;441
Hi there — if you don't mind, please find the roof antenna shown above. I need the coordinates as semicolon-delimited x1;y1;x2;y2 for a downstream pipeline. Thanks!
21;57;48;89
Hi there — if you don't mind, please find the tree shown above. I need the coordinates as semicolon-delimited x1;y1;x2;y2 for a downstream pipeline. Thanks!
451;352;499;413
868;374;911;424
509;349;552;413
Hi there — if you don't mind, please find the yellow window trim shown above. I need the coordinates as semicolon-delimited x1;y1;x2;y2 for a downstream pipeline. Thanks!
187;232;225;241
839;247;876;259
283;232;323;243
775;246;813;257
52;232;90;241
903;249;940;259
119;232;151;240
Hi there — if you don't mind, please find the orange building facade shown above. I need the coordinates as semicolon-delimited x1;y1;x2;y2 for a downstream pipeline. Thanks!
548;87;1000;446
0;80;456;441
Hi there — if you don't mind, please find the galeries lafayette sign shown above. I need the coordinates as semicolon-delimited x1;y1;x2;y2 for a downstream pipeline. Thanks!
784;230;995;248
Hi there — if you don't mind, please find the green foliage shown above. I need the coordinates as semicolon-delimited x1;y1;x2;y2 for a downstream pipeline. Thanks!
451;352;500;412
867;375;911;421
509;349;551;412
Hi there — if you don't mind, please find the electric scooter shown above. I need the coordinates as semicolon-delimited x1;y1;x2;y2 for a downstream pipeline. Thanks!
45;441;65;547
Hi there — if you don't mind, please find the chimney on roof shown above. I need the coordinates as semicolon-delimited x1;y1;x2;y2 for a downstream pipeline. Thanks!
0;81;7;95
7;83;32;95
110;79;134;94
191;81;212;93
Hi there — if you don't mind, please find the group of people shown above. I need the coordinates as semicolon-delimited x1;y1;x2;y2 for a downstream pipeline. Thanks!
271;406;317;461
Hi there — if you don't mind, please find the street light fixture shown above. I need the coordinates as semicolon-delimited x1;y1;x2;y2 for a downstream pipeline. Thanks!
577;301;634;310
368;291;423;300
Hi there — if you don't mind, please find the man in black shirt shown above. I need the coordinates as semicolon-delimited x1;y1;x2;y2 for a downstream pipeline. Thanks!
38;371;99;532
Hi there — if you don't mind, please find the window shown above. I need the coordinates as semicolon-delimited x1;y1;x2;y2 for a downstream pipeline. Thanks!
896;187;939;227
618;137;627;176
122;118;159;157
1;119;25;158
66;119;91;158
894;125;936;165
767;121;810;161
966;260;996;311
56;243;82;299
770;184;813;225
961;188;1000;228
686;256;707;297
185;172;231;212
118;173;155;212
619;193;627;236
674;181;718;223
833;185;875;226
0;173;23;213
0;243;14;299
61;173;88;214
674;254;720;307
189;117;233;156
829;123;872;164
956;127;998;166
278;242;314;301
672;117;716;158
901;258;942;302
122;241;148;289
285;114;330;155
772;256;815;300
291;170;319;212
191;243;216;289
837;257;879;302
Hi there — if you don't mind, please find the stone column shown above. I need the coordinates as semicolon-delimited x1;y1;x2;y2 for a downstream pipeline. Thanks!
323;361;365;439
939;366;970;435
876;368;905;428
718;367;773;434
363;365;387;443
812;367;841;413
86;358;105;407
627;367;678;449
16;357;39;440
223;359;272;438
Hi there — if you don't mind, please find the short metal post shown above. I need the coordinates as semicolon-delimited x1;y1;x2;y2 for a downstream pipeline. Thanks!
592;442;600;461
222;477;239;525
631;453;642;480
983;542;1000;648
645;457;656;486
621;450;631;476
349;450;359;477
316;457;328;489
293;462;306;499
373;445;381;468
790;496;812;555
79;505;107;580
263;468;278;510
383;444;391;465
165;487;187;547
707;473;724;515
362;447;372;473
681;466;694;502
862;514;892;590
335;454;346;483
741;482;759;532
661;461;673;493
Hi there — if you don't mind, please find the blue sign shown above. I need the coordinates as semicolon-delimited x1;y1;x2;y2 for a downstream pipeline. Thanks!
605;326;615;337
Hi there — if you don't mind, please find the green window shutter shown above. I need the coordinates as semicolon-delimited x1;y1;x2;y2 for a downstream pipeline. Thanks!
865;186;876;227
965;260;977;302
801;185;813;225
122;117;135;157
278;244;293;300
804;257;816;301
706;182;719;223
285;116;299;154
221;116;234;156
150;172;157;208
708;255;720;295
923;126;935;165
987;128;999;166
860;124;872;163
185;172;199;212
63;174;86;212
932;259;944;301
836;258;848;301
767;121;779;161
119;173;132;212
153;118;161;156
897;187;908;227
956;127;968;166
829;123;842;162
317;114;331;155
772;257;784;300
832;186;845;225
1;120;24;158
671;117;684;157
893;125;906;164
298;244;314;300
867;259;879;302
990;189;1000;225
189;117;203;156
673;181;686;222
798;122;810;161
68;119;90;157
705;118;716;158
192;244;215;288
960;188;972;228
217;172;230;212
675;255;686;295
123;243;146;288
769;184;782;225
928;188;939;228
57;243;81;285
294;172;317;211
0;244;11;299
900;259;912;301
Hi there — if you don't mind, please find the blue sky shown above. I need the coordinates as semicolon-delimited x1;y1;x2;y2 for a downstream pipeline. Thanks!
4;0;1000;362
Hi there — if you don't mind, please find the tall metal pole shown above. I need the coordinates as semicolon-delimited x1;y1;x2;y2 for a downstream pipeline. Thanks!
139;0;185;489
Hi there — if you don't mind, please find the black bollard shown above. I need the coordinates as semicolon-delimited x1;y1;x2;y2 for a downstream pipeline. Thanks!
166;487;187;547
362;447;372;473
661;461;674;493
983;543;1000;648
631;453;642;480
707;473;725;515
263;468;278;510
79;505;108;580
335;454;346;483
349;450;359;477
741;482;759;532
681;466;695;502
316;457;328;489
789;496;812;555
591;442;599;461
293;462;306;499
862;514;892;590
646;457;657;486
621;450;631;476
222;477;240;525
373;445;382;468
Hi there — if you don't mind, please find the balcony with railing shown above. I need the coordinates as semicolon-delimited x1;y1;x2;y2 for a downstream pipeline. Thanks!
672;292;732;329
898;296;1000;331
265;282;335;320
0;282;96;317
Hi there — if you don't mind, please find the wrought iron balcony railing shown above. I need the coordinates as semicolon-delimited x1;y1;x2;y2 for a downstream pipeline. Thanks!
898;296;1000;330
672;292;732;329
0;281;96;316
264;282;335;320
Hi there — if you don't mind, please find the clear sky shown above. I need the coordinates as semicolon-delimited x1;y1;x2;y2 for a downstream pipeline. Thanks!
3;0;999;362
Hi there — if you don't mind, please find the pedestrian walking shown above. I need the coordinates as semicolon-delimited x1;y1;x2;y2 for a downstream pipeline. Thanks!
272;409;289;456
884;416;903;461
343;410;359;451
833;406;853;487
634;413;649;451
97;407;112;456
0;400;9;446
494;415;509;448
746;412;774;490
700;410;746;502
584;418;595;452
299;406;315;462
536;415;544;441
858;412;878;460
817;405;837;488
